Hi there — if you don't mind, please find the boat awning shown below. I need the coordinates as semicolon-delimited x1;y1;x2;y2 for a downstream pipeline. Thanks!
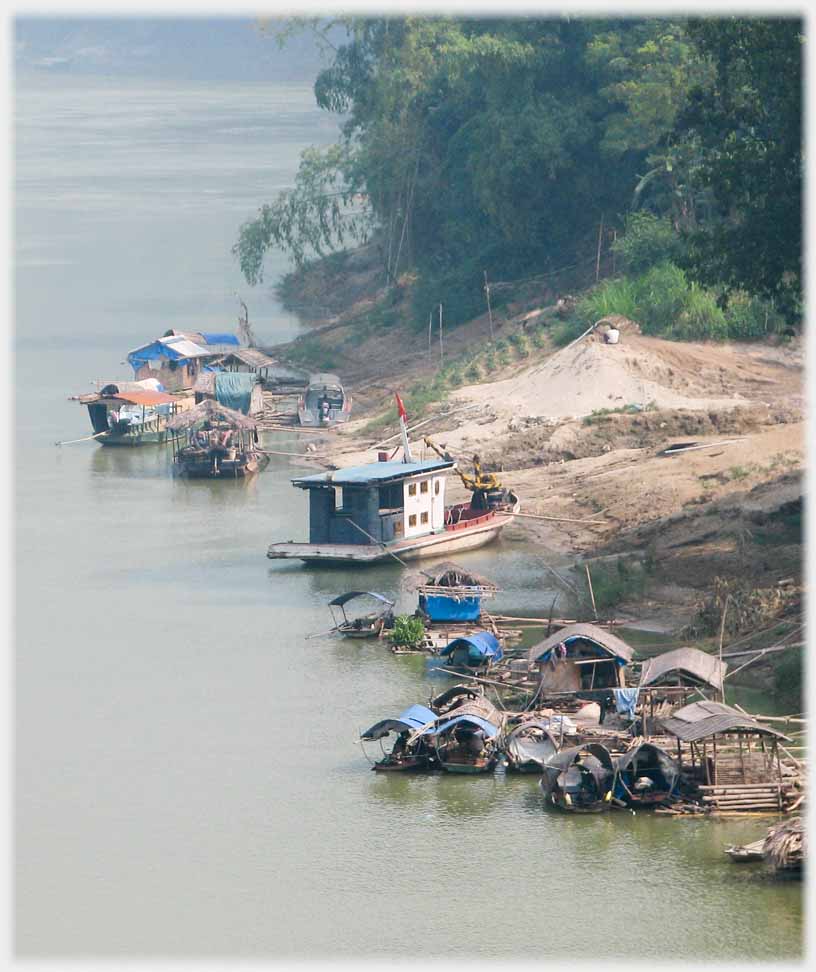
329;591;394;607
422;714;500;739
102;390;176;406
528;623;634;666
293;458;454;488
439;631;503;662
361;704;437;741
639;647;727;691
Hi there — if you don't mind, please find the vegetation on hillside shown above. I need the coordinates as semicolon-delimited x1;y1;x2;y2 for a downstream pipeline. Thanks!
236;16;802;336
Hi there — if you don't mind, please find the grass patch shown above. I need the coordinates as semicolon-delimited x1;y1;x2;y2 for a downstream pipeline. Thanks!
581;558;651;612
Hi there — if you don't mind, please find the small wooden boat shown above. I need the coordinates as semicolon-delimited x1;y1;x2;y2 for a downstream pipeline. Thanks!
360;704;439;772
75;381;186;447
612;742;681;808
540;743;615;812
725;839;766;863
425;697;503;774
437;631;503;673
503;718;559;773
167;400;269;479
329;591;395;638
298;373;351;427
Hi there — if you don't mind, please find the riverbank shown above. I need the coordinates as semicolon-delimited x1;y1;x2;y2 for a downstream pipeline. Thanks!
267;245;804;698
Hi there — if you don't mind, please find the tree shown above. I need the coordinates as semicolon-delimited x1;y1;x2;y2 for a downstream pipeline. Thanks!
677;18;803;320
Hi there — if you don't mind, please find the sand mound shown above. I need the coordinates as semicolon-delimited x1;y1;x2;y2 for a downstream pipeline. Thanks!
451;332;746;422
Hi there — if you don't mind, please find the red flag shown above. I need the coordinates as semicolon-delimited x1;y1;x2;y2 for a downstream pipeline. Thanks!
395;392;408;423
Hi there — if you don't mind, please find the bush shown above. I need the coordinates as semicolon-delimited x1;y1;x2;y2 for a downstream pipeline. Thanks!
632;262;690;333
574;276;638;325
612;212;685;275
391;615;426;648
724;292;786;340
551;318;586;346
583;558;649;612
673;283;728;340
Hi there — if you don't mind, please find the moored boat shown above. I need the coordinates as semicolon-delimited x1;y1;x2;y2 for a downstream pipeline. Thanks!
75;380;187;447
540;743;615;812
503;718;560;773
329;591;395;638
298;373;351;427
167;399;268;478
360;704;439;772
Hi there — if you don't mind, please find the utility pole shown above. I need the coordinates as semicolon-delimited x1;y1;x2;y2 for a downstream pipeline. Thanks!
438;303;444;369
483;270;494;341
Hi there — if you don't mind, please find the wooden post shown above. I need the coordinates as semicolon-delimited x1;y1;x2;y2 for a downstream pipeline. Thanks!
483;270;494;341
438;303;444;368
585;564;598;620
428;310;433;357
718;594;729;703
595;213;604;282
611;228;617;275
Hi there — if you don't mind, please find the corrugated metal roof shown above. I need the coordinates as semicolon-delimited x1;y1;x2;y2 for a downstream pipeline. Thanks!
293;458;454;487
660;701;790;742
528;623;634;665
639;647;727;691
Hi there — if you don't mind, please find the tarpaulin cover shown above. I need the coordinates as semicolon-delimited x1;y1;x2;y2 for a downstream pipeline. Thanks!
215;372;255;414
106;390;176;407
613;687;640;719
127;336;211;370
614;743;680;800
199;332;239;346
361;704;437;741
420;593;481;622
439;631;503;665
329;591;394;607
421;714;499;739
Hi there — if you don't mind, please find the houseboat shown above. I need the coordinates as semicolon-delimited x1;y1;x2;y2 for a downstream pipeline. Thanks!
411;561;498;622
437;631;503;673
360;704;439;772
540;743;615;812
424;697;503;774
75;380;185;446
127;332;236;392
267;456;519;564
298;373;352;427
167;399;268;479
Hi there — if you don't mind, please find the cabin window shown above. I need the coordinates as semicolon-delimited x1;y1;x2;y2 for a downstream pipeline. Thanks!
420;512;429;525
378;484;402;510
334;487;353;514
409;514;417;527
434;480;440;495
408;483;417;496
420;480;429;494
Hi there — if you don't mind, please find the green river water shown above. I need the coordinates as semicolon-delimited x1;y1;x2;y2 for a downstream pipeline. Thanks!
14;72;803;960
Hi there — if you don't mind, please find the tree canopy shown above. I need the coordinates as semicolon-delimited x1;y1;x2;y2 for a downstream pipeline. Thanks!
236;16;802;326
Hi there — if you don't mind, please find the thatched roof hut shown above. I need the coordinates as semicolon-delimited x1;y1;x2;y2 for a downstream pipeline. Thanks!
639;647;727;693
407;560;498;592
764;817;804;874
166;398;258;432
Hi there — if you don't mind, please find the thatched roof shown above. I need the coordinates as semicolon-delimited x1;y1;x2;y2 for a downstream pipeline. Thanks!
527;623;634;666
639;647;727;692
764;817;804;873
166;398;258;431
407;560;498;592
660;701;790;742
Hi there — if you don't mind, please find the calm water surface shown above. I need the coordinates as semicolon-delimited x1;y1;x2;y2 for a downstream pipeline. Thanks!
14;73;803;958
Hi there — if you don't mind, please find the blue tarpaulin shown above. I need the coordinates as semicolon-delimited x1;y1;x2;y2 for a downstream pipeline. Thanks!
215;372;254;414
361;703;437;740
439;631;503;666
422;714;499;739
420;593;481;622
199;332;240;346
613;687;640;719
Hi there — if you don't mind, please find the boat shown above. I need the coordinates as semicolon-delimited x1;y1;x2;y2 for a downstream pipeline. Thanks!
329;591;395;638
298;373;352;427
75;380;186;447
540;743;615;812
360;704;439;772
437;631;503;673
166;399;269;478
424;696;503;774
612;742;681;808
410;561;498;623
267;457;519;564
503;718;560;773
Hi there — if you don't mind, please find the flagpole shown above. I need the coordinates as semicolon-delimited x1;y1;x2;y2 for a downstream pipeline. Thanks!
394;392;413;463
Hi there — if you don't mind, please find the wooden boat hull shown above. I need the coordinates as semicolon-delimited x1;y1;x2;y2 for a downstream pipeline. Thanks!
440;758;497;775
98;428;171;447
268;500;519;564
175;454;268;479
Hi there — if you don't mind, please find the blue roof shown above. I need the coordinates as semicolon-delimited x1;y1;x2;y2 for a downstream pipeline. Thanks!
199;332;240;346
360;703;437;741
293;458;454;488
422;714;500;739
439;631;502;661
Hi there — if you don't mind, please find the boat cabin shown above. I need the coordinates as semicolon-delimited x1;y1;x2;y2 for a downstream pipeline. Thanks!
292;457;456;547
438;631;503;672
127;335;228;392
526;623;634;694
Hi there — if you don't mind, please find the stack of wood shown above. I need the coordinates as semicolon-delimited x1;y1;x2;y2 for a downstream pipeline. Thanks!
698;780;801;813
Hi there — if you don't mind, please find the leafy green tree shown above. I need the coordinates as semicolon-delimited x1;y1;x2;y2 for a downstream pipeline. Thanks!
677;18;803;320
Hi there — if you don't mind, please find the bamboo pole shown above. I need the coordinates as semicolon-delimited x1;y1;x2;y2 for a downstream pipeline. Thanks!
496;511;608;525
55;430;108;446
585;564;598;620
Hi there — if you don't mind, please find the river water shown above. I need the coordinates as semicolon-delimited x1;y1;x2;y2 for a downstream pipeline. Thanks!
14;73;803;959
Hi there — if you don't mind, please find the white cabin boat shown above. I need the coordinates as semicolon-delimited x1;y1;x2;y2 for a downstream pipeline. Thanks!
267;456;519;564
